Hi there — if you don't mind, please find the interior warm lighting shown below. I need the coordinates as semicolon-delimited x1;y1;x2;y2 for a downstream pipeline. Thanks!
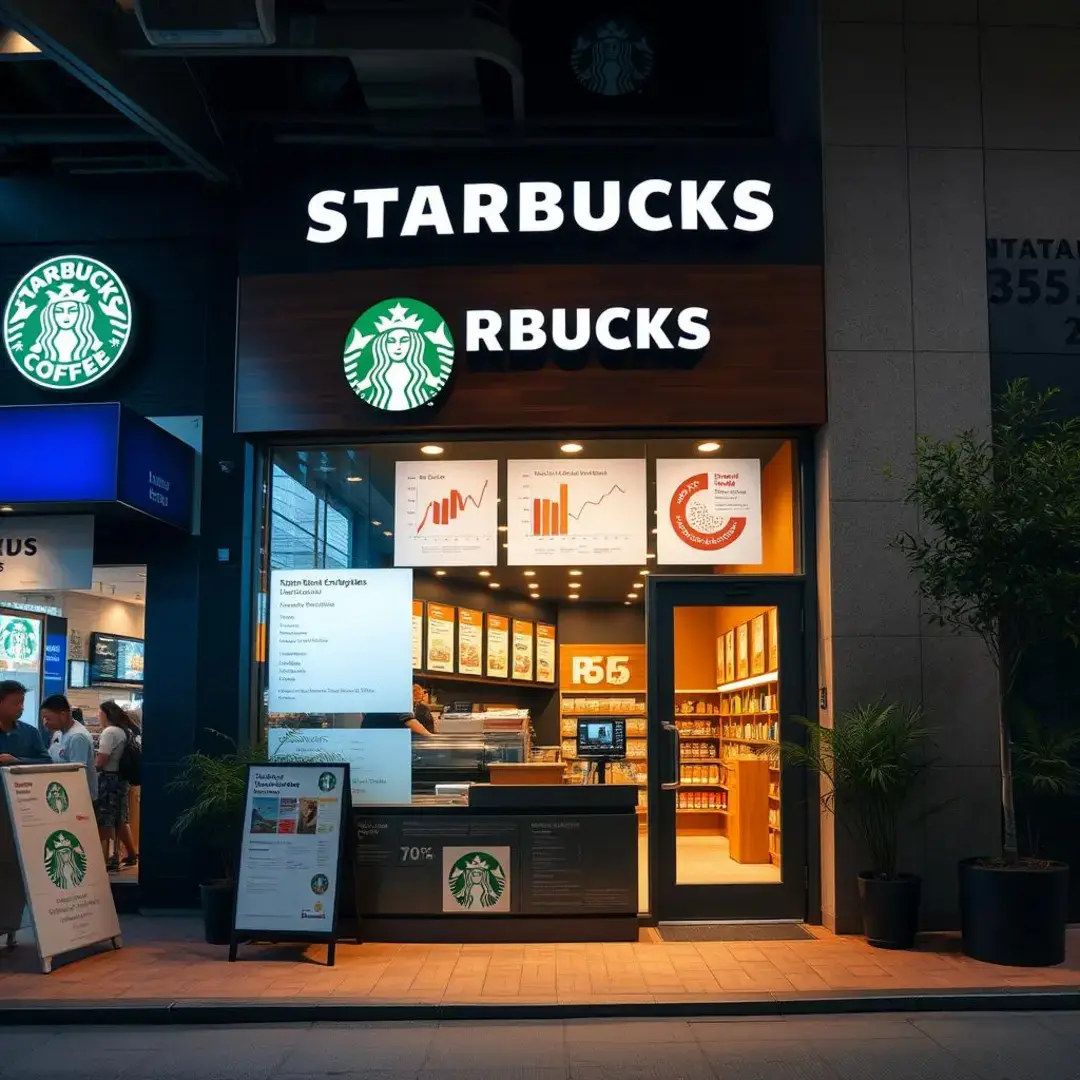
639;569;650;575
0;30;39;56
478;570;491;577
626;592;637;599
624;600;632;606
569;594;580;601
497;525;508;532
569;582;581;589
646;553;656;559
345;475;363;483
420;445;444;456
568;569;583;577
650;527;657;534
697;441;722;453
633;582;644;589
524;570;536;577
489;582;501;589
560;442;584;454
434;570;447;577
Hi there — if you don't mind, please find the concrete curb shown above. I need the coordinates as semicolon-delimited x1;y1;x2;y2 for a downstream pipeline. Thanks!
1;989;1078;1025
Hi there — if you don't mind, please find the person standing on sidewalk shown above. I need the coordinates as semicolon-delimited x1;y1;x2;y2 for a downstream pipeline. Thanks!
95;700;138;871
0;680;50;765
41;694;97;800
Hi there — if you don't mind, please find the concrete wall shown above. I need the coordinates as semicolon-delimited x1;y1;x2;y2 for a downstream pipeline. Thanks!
815;0;1080;930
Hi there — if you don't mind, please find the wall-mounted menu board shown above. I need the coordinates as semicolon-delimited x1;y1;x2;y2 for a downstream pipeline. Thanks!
426;603;455;673
536;623;556;684
411;600;423;670
89;632;145;686
457;608;483;676
486;614;509;679
511;619;534;681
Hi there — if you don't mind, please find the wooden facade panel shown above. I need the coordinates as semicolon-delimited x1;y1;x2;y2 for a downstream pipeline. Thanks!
235;264;825;434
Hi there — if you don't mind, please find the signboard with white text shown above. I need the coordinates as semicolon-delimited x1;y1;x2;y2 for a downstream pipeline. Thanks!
268;568;412;715
0;515;93;591
233;763;349;942
0;764;120;972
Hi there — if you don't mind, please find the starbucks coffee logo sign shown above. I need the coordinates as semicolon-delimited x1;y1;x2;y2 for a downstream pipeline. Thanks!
3;255;132;390
343;298;454;411
445;849;508;911
572;18;654;97
0;617;38;662
43;829;87;890
45;782;69;815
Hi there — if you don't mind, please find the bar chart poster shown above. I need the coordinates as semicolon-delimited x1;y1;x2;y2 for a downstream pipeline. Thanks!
507;459;647;565
655;459;763;565
536;623;556;684
426;603;456;673
457;608;483;676
512;619;534;681
394;459;499;567
486;614;509;679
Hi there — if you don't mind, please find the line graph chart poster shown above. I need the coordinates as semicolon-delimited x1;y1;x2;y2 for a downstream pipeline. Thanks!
507;459;647;566
394;459;499;567
655;459;762;565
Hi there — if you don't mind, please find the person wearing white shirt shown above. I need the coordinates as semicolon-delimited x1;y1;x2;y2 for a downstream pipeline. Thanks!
41;695;98;801
95;700;138;871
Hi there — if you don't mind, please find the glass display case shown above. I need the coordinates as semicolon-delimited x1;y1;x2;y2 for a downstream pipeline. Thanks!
412;726;529;796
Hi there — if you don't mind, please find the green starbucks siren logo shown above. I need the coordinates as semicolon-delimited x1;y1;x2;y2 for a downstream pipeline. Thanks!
447;851;507;910
3;254;132;390
0;618;38;662
45;782;69;815
343;297;454;411
44;830;87;890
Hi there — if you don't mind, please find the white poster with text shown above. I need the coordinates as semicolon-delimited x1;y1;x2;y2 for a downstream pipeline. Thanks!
655;459;763;565
0;516;93;591
269;568;413;715
1;764;120;972
234;763;348;935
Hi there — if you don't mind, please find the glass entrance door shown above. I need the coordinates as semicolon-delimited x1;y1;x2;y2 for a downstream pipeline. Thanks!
647;577;807;921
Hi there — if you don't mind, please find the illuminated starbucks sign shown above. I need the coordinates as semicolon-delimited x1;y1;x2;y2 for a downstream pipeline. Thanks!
3;255;133;390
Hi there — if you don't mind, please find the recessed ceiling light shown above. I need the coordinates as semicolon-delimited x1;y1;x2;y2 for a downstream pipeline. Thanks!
383;530;393;537
524;570;536;577
569;594;580;601
420;445;444;456
498;525;507;532
626;592;637;599
639;569;650;576
479;570;491;577
569;582;581;589
646;553;656;560
0;506;12;513
434;570;447;577
624;600;632;606
489;582;500;589
697;441;722;453
345;475;363;483
371;520;382;527
633;582;644;589
568;569;583;577
560;442;583;454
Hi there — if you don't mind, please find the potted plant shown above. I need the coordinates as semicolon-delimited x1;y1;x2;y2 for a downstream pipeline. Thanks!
780;698;933;948
895;380;1080;966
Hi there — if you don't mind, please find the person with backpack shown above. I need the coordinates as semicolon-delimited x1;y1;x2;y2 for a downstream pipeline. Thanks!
95;700;140;872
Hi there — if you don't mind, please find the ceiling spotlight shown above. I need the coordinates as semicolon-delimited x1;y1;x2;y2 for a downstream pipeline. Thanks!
624;600;632;606
639;569;650;575
383;530;393;537
633;582;644;589
489;582;501;589
345;475;363;483
646;553;656;560
371;520;382;527
569;594;580;601
627;592;637;599
478;570;491;578
498;525;508;532
560;442;584;454
524;570;536;577
568;569;583;577
420;445;444;456
434;570;447;577
697;441;722;453
569;582;581;589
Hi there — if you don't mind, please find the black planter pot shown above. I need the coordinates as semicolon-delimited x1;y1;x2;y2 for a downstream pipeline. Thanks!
199;881;235;946
959;858;1069;967
857;872;922;949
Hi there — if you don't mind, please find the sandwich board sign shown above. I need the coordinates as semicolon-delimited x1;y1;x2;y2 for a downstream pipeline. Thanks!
0;764;121;972
231;761;350;966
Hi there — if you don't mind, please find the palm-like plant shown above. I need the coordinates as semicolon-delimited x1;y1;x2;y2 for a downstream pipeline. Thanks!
780;699;933;879
1010;708;1080;859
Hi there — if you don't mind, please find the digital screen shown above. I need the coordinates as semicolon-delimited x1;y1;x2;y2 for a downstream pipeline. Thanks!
90;632;144;685
44;631;67;696
68;659;89;689
577;718;627;760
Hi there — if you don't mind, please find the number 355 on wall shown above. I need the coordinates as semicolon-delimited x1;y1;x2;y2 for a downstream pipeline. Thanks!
560;644;646;692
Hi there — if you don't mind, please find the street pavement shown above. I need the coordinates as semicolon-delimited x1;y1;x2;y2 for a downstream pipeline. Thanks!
0;1011;1077;1079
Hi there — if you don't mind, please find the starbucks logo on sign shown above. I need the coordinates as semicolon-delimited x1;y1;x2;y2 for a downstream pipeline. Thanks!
0;618;38;662
447;851;507;910
44;830;87;890
3;254;132;390
45;782;69;815
318;771;337;793
571;18;654;97
343;298;454;411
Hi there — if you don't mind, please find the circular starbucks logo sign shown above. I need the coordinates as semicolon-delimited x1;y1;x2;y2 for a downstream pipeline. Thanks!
343;297;454;412
318;771;337;792
45;782;69;815
3;254;133;390
571;18;654;97
447;851;507;910
0;617;38;662
44;829;87;890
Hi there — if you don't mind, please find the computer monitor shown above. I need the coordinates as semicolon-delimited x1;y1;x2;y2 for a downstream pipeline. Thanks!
576;717;627;760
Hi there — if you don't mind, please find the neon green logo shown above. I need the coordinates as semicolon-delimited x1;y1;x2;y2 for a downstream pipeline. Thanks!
343;297;454;411
3;254;132;390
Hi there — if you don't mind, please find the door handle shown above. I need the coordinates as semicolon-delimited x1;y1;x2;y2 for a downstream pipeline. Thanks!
660;721;681;790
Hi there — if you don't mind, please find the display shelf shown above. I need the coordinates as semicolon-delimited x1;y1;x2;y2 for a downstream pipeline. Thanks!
716;672;778;694
678;808;728;815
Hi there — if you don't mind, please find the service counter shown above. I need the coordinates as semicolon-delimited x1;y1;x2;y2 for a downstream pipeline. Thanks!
347;784;638;942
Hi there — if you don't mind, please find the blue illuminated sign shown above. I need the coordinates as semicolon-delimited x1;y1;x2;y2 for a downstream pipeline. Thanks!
0;402;194;530
43;631;66;697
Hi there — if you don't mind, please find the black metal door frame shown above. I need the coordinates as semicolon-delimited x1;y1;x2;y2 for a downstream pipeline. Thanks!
646;575;809;922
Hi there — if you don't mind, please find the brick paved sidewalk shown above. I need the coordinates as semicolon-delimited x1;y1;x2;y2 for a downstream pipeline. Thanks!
0;917;1077;1009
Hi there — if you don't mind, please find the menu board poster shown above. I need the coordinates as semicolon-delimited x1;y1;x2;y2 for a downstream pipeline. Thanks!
716;635;726;687
725;628;736;683
751;613;766;676
536;623;556;684
736;622;749;681
457;608;483;676
486;614;509;679
512;619;534;681
426;603;455;673
411;600;423;670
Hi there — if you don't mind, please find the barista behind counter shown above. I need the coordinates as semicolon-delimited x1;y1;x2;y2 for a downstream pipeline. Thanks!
355;712;434;737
